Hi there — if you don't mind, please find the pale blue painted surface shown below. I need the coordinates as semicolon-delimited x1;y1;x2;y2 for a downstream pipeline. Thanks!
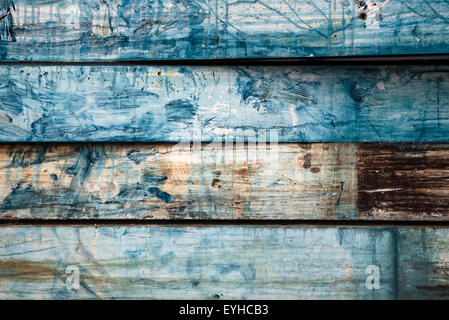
1;226;448;299
0;226;396;299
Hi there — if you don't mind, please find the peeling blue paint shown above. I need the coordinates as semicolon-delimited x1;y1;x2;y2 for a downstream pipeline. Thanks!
0;65;448;142
0;0;449;60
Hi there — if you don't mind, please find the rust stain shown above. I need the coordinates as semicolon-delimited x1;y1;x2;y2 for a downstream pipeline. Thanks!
0;259;57;278
303;153;312;169
235;168;249;177
310;167;321;173
211;178;220;188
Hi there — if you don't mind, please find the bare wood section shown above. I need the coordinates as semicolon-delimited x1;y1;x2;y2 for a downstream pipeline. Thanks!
0;143;449;220
357;144;449;220
0;143;357;220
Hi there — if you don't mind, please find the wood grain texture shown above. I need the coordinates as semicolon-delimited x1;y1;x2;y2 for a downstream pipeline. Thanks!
1;225;448;299
398;228;449;299
0;0;449;61
1;65;449;142
1;143;449;220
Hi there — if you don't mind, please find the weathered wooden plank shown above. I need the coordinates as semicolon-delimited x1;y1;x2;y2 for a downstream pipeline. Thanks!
1;143;449;220
0;0;449;61
1;225;447;299
357;144;449;219
1;65;449;142
398;228;449;299
0;226;396;299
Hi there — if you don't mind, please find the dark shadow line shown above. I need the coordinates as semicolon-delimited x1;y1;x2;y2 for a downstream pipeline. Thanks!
1;142;449;146
1;219;449;227
1;53;449;66
392;228;400;300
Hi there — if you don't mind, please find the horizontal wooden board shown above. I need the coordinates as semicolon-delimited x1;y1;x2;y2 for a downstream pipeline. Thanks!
1;225;448;299
1;143;449;220
0;0;449;60
1;65;449;142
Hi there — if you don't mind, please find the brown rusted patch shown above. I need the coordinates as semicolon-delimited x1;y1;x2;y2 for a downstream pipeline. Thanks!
303;153;312;169
211;178;221;188
359;12;367;20
357;143;449;219
310;167;320;173
235;168;249;176
0;259;57;278
0;258;164;288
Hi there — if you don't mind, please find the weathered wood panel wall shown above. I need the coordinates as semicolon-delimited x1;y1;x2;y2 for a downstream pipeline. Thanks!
1;65;449;142
0;226;448;299
0;0;449;61
1;143;449;220
1;0;449;302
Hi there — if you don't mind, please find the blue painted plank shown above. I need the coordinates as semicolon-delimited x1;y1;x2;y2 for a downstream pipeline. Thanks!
0;225;448;299
0;225;396;299
0;65;449;142
0;0;449;61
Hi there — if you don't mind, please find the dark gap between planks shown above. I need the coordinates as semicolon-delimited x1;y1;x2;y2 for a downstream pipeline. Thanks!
0;54;449;66
2;219;449;227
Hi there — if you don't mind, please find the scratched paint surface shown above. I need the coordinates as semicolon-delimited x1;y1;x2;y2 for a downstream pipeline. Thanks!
1;65;449;142
398;228;449;299
0;143;358;219
0;0;449;60
0;226;397;299
1;143;449;220
1;0;448;302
